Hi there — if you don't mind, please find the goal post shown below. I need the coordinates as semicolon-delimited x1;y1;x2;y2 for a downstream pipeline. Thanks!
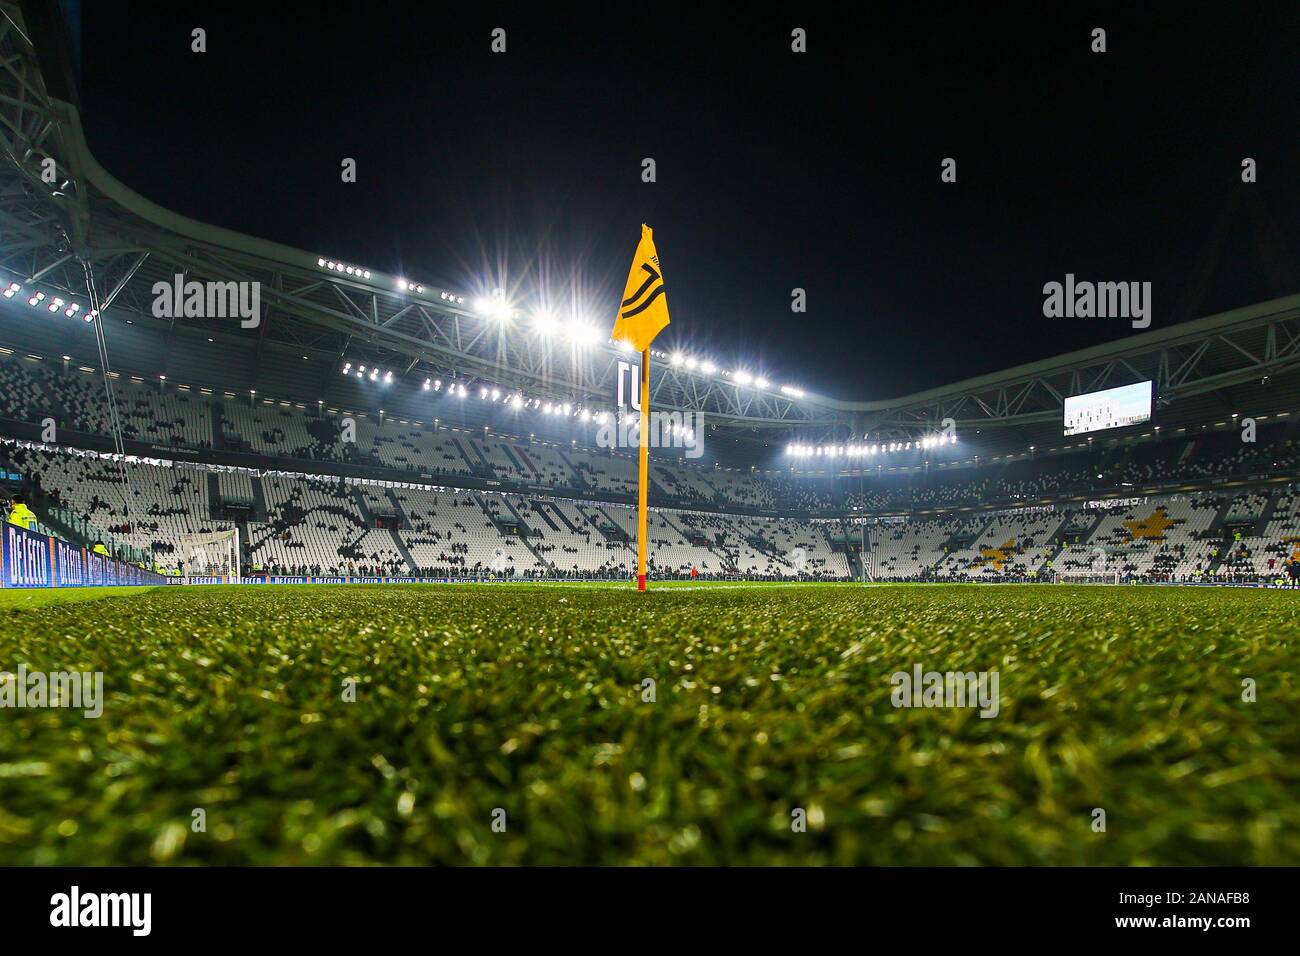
180;529;241;581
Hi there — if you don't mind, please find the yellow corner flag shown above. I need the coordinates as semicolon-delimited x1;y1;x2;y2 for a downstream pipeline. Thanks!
612;224;670;352
611;224;670;592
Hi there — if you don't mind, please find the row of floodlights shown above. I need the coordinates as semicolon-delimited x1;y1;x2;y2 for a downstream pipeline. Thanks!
315;261;808;398
787;434;958;457
344;361;619;423
3;282;98;321
316;256;472;307
341;362;393;383
463;298;802;395
317;258;373;280
314;264;805;396
420;374;618;423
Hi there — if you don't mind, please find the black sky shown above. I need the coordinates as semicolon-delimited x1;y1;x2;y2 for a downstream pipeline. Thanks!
75;1;1300;400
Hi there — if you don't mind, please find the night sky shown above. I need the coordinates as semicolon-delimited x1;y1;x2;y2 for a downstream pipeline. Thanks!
74;1;1300;401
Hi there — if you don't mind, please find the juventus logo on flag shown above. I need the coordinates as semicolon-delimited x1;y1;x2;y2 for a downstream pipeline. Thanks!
611;224;671;352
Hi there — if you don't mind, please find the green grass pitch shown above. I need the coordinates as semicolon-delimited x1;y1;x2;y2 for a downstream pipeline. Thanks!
1;581;1296;865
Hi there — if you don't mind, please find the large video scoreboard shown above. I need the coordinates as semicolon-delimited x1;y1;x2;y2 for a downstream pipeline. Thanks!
1063;381;1153;436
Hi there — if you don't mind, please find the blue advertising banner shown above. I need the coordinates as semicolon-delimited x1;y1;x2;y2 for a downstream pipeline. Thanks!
1;523;169;589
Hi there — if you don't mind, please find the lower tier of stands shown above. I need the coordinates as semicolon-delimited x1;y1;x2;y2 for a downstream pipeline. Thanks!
5;441;1298;584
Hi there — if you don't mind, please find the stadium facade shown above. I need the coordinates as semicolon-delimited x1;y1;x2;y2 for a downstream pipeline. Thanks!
1;1;1299;586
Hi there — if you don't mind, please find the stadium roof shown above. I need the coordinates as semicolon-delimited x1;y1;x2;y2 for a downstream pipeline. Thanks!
2;0;1299;461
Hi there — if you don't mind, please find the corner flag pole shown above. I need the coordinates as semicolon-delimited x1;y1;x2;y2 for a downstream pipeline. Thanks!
638;349;650;592
611;223;669;592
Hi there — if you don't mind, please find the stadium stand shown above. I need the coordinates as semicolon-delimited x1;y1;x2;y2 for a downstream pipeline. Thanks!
4;346;1300;583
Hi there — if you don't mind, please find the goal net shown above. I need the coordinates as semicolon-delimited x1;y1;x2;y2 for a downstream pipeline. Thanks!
1054;570;1120;584
181;530;240;581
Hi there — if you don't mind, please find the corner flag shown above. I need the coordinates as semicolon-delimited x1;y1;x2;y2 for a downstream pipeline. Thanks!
612;224;670;352
612;224;670;592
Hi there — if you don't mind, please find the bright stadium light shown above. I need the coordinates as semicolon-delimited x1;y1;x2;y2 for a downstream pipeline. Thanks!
780;385;805;398
671;352;684;367
685;357;698;370
565;321;600;346
733;370;753;386
700;360;716;375
755;377;770;389
475;297;512;321
532;309;559;335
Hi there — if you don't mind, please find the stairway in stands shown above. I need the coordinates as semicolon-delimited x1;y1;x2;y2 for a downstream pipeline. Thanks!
248;476;268;522
351;487;375;525
498;497;554;572
545;501;580;533
555;448;590;489
528;500;562;532
384;489;410;528
387;527;418;574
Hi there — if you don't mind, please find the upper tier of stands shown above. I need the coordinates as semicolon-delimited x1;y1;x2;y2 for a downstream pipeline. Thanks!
4;353;1298;519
